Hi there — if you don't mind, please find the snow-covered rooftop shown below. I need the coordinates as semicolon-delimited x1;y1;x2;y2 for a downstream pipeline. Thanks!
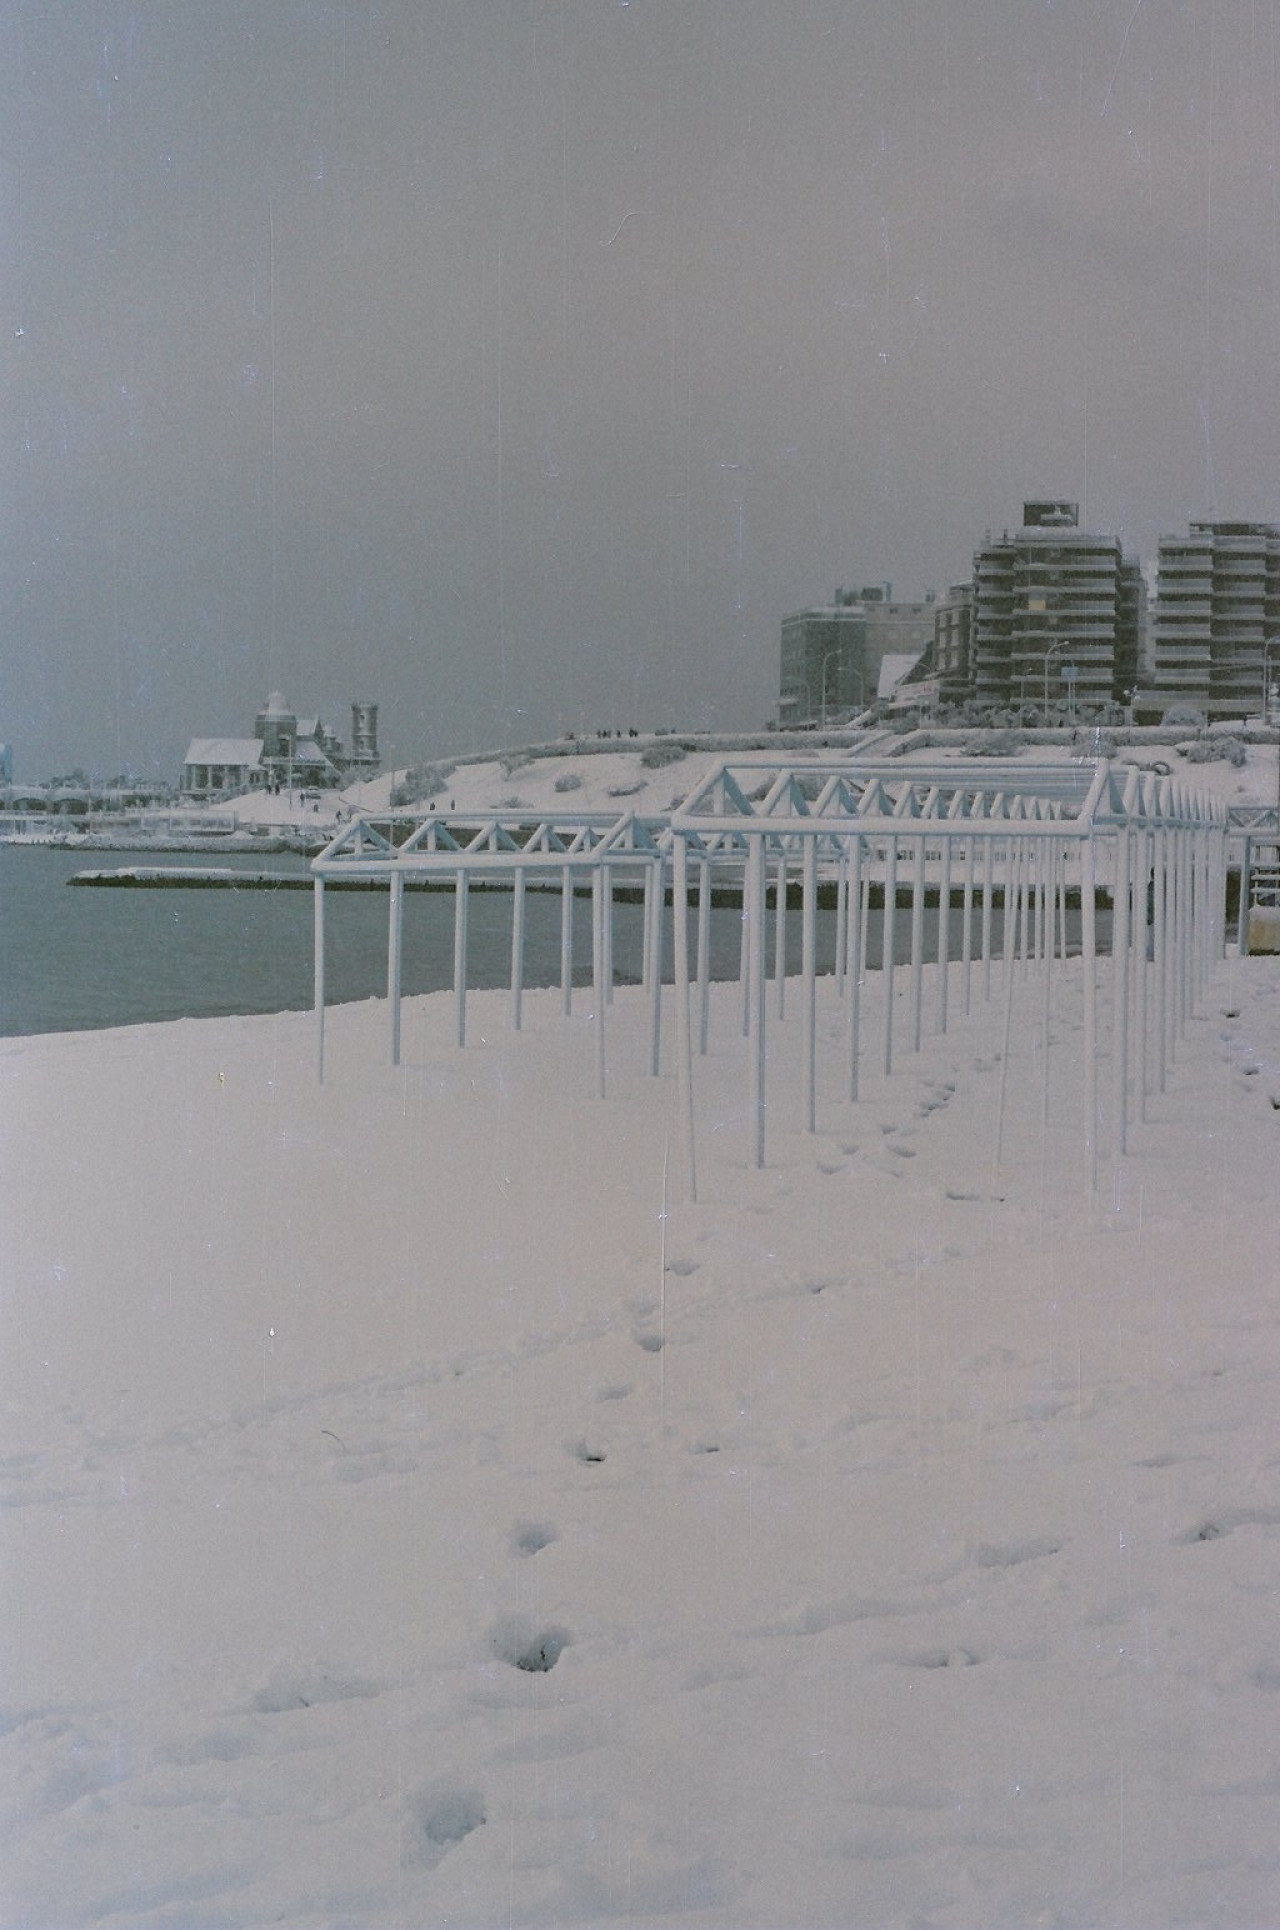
182;737;263;766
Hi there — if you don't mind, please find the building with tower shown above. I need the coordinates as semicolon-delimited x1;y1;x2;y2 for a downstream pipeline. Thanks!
182;695;380;798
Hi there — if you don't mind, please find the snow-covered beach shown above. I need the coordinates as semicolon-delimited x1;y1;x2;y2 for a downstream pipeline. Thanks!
4;925;1280;1926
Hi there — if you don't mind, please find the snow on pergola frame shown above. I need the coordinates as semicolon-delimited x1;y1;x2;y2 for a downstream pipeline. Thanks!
311;759;1229;1206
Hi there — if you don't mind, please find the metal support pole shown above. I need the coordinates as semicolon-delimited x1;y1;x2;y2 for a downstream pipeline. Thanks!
604;867;615;1006
802;835;817;1132
1058;842;1069;963
1035;837;1048;967
847;833;864;1102
672;835;697;1201
860;846;871;994
774;854;787;1019
936;833;952;1035
646;857;664;1075
1039;837;1058;1148
834;848;848;988
1197;826;1212;994
1081;832;1099;1199
314;875;326;1083
641;859;654;992
982;836;995;1001
1176;831;1189;1034
882;835;898;1076
962;834;975;1016
1019;842;1031;967
697;854;711;1055
1112;824;1131;1158
592;864;607;1098
1215;824;1229;961
388;868;404;1065
1240;835;1253;957
1154;825;1168;1093
453;869;469;1048
993;837;1022;1177
560;865;574;1015
739;861;751;1038
1135;824;1149;1122
748;833;767;1169
910;834;926;1053
510;864;526;1031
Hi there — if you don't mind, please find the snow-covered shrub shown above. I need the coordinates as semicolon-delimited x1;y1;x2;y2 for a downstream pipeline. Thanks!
391;762;452;806
640;740;687;768
1183;735;1247;766
553;771;583;793
966;729;1026;756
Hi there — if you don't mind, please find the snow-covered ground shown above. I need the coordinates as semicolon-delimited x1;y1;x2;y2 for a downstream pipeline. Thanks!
384;734;1280;823
101;727;1275;842
4;928;1280;1926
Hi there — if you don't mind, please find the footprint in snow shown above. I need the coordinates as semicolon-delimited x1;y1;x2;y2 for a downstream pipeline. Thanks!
249;1662;383;1714
886;1645;983;1670
1177;1507;1280;1546
488;1616;572;1674
403;1780;486;1871
510;1519;558;1558
973;1537;1061;1570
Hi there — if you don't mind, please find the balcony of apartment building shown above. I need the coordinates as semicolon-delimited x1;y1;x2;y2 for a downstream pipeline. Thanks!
1154;623;1213;649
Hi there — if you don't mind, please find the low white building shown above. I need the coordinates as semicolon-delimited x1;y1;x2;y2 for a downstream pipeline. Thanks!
182;694;378;797
181;738;264;797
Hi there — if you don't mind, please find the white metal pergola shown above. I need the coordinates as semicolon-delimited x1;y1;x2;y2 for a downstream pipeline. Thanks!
311;759;1228;1206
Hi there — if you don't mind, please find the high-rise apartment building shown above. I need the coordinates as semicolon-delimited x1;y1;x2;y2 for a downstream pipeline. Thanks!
779;586;934;727
930;582;974;707
970;502;1144;714
1151;521;1280;720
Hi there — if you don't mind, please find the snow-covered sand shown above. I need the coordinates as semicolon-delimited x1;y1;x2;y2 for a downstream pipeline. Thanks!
4;940;1280;1927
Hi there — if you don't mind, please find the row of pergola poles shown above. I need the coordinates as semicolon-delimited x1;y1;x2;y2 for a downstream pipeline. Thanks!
311;808;1227;1208
664;811;1227;1203
311;828;1043;1098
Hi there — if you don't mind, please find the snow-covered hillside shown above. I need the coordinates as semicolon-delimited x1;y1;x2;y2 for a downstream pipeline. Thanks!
4;938;1280;1926
185;725;1280;837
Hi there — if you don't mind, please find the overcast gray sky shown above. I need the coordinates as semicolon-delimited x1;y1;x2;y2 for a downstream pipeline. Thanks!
4;1;1278;778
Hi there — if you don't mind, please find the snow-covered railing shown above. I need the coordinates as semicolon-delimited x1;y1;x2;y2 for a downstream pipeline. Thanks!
311;761;1228;1207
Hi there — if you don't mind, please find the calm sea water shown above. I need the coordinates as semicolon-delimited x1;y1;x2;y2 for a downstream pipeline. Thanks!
1;845;1053;1040
0;847;766;1039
